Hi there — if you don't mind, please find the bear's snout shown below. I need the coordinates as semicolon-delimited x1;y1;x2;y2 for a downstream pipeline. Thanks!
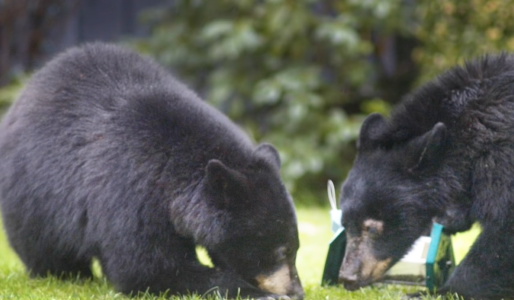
338;252;362;291
338;234;393;290
339;271;360;291
255;264;304;300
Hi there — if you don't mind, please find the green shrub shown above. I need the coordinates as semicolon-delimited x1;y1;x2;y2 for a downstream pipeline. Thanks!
136;0;410;204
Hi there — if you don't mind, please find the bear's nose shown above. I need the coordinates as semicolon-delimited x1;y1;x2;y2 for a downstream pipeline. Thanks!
339;272;360;291
289;289;305;300
286;274;304;300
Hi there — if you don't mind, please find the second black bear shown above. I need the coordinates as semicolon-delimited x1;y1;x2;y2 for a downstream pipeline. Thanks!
338;54;514;300
0;43;304;300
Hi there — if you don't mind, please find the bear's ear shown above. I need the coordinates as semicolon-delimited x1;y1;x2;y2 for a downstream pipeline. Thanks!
254;143;281;169
405;122;447;172
358;113;388;151
205;159;249;210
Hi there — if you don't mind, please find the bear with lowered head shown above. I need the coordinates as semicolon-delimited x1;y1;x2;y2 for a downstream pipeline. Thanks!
338;54;514;300
0;43;304;300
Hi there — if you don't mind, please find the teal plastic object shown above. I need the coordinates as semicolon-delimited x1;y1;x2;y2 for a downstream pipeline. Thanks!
425;223;455;291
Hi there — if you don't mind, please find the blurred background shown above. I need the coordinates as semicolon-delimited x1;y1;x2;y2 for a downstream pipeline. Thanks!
1;0;514;205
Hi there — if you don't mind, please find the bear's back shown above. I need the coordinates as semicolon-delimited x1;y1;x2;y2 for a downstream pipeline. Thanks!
0;43;255;238
382;54;514;149
0;43;253;179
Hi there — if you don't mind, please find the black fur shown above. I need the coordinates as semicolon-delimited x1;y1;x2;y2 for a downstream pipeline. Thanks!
340;54;514;300
0;43;303;299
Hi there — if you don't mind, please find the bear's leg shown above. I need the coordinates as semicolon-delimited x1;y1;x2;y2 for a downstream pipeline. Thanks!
11;240;93;279
2;217;93;279
26;254;93;279
99;235;277;299
436;225;514;300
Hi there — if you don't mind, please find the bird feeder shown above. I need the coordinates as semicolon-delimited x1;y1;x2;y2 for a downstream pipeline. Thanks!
321;180;455;292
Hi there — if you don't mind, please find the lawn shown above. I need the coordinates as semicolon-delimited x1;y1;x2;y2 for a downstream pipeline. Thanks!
0;206;478;300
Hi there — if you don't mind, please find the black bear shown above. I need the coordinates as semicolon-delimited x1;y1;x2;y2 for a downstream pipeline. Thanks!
337;54;514;300
0;43;304;300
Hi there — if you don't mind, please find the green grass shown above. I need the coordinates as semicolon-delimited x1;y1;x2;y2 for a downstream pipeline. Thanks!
0;207;478;300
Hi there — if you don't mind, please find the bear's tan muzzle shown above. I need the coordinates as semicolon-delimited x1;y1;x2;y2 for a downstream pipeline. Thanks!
255;263;304;300
338;235;392;290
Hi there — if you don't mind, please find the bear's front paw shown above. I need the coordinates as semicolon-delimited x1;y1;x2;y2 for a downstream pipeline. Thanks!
401;290;431;300
241;289;291;300
403;289;457;300
255;295;290;300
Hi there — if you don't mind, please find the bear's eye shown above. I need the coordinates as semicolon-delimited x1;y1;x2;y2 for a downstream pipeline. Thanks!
363;219;384;238
275;246;287;262
367;226;378;236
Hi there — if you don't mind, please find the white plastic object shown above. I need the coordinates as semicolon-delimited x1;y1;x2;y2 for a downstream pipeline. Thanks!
327;180;342;233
